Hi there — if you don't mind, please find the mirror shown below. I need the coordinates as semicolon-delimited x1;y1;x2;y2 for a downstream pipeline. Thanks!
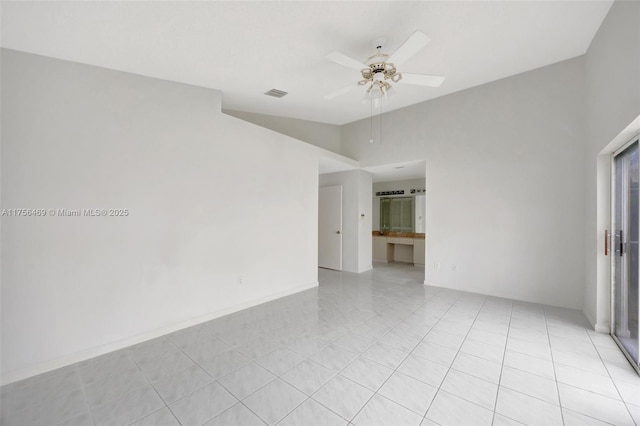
380;197;413;232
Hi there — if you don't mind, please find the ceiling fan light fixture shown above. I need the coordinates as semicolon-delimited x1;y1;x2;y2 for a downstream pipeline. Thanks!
383;62;396;74
367;81;388;98
324;30;444;101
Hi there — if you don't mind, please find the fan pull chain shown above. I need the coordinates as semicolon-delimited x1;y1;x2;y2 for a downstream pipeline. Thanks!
369;97;374;144
379;97;383;145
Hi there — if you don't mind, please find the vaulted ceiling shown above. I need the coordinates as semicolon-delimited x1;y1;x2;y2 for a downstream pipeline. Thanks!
1;1;613;125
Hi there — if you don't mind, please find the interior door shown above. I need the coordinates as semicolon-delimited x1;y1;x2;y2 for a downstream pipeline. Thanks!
612;139;639;372
318;185;342;270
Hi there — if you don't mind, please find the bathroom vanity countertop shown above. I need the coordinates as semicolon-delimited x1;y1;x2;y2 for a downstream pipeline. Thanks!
372;231;425;239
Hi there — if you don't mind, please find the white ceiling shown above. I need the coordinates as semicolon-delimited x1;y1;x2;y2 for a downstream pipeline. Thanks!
318;150;359;175
1;1;612;125
318;156;426;182
363;160;426;183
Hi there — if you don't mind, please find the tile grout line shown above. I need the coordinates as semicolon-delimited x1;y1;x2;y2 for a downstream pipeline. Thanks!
74;366;98;426
221;285;399;426
490;298;514;426
85;351;158;425
585;327;638;425
149;333;242;426
489;318;628;425
347;288;464;423
314;286;453;423
288;308;414;422
215;367;280;421
238;400;269;426
278;285;437;425
150;335;214;399
128;349;181;426
542;306;566;425
233;300;390;426
417;293;506;421
263;309;390;423
420;294;493;424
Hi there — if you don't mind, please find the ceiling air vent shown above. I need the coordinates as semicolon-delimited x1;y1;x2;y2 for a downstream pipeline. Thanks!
264;88;288;98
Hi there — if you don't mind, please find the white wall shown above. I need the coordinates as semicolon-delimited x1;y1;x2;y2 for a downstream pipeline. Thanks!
1;49;321;384
320;170;372;273
372;178;426;232
224;109;342;155
357;171;373;271
341;57;587;309
583;1;640;330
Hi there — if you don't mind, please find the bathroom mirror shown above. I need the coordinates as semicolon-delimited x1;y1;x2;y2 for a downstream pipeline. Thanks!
380;197;413;232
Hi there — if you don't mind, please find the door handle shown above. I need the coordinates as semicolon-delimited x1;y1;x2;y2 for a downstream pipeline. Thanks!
620;230;624;256
336;231;341;235
605;230;609;256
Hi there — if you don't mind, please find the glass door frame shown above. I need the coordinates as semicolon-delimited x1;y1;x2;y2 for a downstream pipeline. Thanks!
610;135;640;374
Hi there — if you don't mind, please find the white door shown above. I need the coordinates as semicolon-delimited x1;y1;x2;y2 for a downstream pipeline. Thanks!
319;185;342;270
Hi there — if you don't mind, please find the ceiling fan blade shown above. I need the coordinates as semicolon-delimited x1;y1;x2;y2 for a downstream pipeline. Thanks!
326;51;368;71
388;31;431;66
324;83;359;100
399;73;445;87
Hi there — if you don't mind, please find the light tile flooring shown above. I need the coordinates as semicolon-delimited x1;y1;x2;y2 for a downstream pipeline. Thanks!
2;263;640;426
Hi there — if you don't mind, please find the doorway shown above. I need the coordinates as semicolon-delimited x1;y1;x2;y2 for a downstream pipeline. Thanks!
612;138;639;372
370;171;426;271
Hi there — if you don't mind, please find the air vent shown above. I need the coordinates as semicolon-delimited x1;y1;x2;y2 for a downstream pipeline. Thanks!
264;89;288;98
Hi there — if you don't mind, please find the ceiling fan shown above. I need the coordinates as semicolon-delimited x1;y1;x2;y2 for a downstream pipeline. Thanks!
324;31;444;100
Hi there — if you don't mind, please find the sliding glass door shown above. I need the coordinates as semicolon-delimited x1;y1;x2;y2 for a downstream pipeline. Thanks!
612;139;639;371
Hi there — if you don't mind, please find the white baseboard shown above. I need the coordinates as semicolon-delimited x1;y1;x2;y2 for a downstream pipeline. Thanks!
584;307;610;334
583;307;597;330
1;281;318;386
358;265;373;273
424;281;449;288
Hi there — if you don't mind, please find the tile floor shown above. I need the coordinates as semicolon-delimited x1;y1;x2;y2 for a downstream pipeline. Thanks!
1;263;639;426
